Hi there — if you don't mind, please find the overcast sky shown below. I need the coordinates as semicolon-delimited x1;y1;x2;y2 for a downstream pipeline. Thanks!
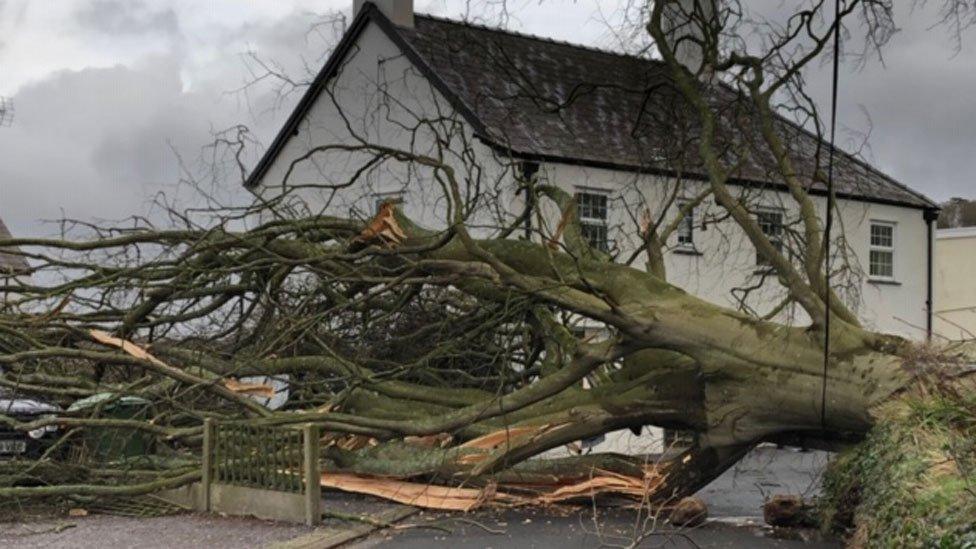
1;0;974;238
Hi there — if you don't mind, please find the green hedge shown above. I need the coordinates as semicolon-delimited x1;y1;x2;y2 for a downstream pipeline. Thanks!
820;389;976;547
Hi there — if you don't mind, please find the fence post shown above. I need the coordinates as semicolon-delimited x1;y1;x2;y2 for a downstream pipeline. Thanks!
302;423;321;526
202;418;215;512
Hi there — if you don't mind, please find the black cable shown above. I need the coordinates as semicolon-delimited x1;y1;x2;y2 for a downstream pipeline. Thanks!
821;0;842;429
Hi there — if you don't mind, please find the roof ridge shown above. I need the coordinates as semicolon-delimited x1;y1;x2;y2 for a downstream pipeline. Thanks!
412;12;652;63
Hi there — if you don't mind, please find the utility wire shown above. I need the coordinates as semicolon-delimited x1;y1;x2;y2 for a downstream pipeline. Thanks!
821;0;842;430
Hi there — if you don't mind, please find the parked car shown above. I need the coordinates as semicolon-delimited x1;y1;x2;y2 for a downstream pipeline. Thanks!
0;390;62;459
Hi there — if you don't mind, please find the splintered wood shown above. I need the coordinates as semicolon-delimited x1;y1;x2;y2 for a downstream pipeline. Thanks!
459;426;552;450
320;468;665;511
534;469;665;505
88;329;276;398
320;426;667;511
89;330;168;366
356;202;406;247
456;424;566;465
222;379;275;398
321;474;502;512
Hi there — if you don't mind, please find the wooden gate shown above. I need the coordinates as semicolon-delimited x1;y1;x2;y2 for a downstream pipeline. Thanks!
162;419;321;525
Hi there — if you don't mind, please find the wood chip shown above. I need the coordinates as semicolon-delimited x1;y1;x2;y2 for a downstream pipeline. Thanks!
356;202;406;247
321;473;507;512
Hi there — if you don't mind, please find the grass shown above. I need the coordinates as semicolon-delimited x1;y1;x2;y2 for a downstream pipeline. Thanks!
820;381;976;548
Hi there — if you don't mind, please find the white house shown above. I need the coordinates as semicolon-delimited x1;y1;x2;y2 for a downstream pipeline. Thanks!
246;1;939;342
934;227;976;340
244;0;939;455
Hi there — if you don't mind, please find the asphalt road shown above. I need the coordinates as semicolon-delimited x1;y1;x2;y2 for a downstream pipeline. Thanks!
354;507;836;548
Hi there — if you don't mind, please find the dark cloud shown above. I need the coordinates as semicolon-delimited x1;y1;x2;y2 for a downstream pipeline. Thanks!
0;7;341;238
0;59;201;236
0;57;270;238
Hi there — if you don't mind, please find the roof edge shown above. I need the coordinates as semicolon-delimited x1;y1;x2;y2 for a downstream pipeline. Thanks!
244;3;490;190
498;145;936;211
244;5;375;189
936;226;976;239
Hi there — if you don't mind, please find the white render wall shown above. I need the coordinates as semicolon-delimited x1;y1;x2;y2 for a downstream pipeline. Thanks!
251;17;932;452
934;228;976;340
253;22;516;235
533;163;931;338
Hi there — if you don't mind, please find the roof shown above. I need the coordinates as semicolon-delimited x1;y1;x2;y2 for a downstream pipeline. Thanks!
0;218;29;275
246;4;937;211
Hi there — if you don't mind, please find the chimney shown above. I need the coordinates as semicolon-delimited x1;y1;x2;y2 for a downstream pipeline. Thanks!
661;0;717;76
354;0;414;28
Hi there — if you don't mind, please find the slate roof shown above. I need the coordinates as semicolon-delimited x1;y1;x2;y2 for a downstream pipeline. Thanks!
0;218;29;275
246;5;937;210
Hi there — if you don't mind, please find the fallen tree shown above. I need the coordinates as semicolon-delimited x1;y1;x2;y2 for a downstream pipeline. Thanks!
1;197;972;503
0;0;974;541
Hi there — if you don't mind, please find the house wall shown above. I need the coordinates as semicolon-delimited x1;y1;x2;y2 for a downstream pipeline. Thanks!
253;21;517;234
535;163;930;338
251;17;933;453
934;228;976;340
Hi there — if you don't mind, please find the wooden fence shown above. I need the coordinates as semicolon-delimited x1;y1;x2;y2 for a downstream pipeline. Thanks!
161;419;321;525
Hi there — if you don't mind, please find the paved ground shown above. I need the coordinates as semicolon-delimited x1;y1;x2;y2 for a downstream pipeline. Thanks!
698;446;830;518
0;514;312;549
0;447;838;548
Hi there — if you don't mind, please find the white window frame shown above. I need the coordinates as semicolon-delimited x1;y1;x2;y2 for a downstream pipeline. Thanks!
675;201;695;249
755;207;785;266
575;189;610;252
868;220;896;281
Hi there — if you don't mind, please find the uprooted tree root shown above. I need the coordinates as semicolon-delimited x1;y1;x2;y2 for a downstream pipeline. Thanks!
820;379;976;547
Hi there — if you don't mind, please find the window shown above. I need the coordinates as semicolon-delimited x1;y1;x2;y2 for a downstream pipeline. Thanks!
756;209;784;265
676;203;694;248
576;191;609;252
869;222;895;279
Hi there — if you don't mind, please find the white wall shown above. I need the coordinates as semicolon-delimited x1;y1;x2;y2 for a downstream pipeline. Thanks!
934;228;976;340
254;21;517;235
529;162;930;338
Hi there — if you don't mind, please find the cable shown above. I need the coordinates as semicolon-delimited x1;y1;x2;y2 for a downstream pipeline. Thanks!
820;0;842;430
